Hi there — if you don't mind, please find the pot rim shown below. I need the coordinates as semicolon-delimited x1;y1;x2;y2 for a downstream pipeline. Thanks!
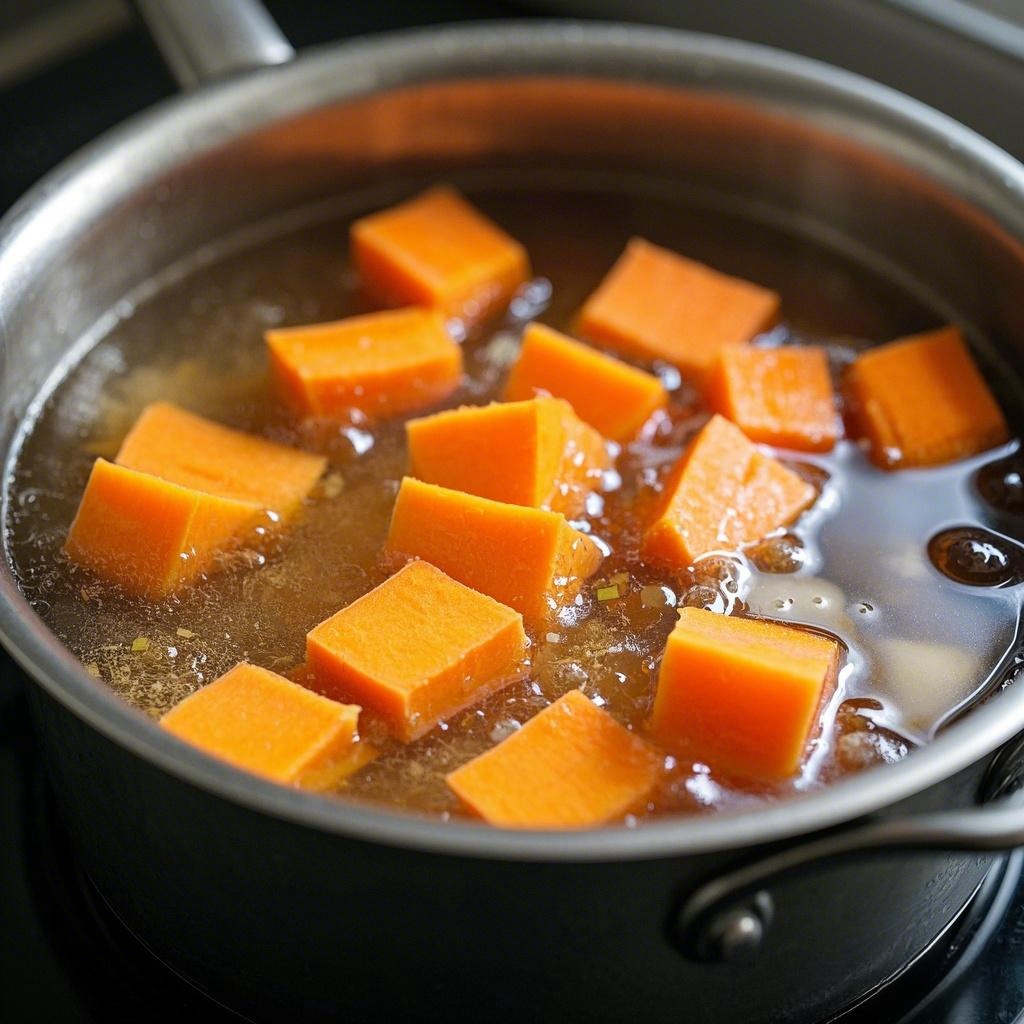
3;20;1024;862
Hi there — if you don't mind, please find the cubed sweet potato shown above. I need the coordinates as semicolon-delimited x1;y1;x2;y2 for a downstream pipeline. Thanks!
650;608;840;780
385;477;603;624
707;345;839;452
116;401;326;519
64;459;263;599
406;396;610;515
161;662;370;790
266;307;462;419
577;238;780;381
503;322;669;441
642;415;816;570
351;186;529;324
843;325;1008;468
307;560;527;742
447;689;662;828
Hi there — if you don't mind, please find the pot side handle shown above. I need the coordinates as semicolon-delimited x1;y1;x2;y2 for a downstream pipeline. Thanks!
132;0;295;90
674;732;1024;963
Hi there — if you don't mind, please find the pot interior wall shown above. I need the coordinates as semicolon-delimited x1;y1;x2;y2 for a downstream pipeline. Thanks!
3;74;1024;467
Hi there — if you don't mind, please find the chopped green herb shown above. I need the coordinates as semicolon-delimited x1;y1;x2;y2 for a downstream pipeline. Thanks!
596;584;620;602
131;637;150;653
175;627;195;639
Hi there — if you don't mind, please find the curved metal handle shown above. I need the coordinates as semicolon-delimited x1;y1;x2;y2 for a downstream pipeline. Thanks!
133;0;295;90
675;733;1024;962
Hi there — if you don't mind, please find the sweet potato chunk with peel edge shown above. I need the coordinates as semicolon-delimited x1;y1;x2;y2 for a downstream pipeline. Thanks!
307;560;527;743
406;396;610;515
843;325;1008;469
385;477;603;624
116;402;326;520
650;608;841;780
64;459;264;599
503;322;669;442
266;307;462;419
161;663;369;790
577;237;780;381
707;345;840;453
447;689;662;828
351;186;530;324
642;415;816;570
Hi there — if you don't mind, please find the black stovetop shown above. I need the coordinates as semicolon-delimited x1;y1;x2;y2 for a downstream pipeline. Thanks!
2;3;1024;1022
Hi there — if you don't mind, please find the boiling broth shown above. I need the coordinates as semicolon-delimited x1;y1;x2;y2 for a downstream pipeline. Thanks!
7;171;1023;822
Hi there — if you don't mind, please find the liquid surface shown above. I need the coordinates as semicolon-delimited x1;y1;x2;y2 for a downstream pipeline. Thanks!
7;173;1023;823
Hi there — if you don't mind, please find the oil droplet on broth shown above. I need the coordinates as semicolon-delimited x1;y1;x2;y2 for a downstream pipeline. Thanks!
927;526;1024;588
747;533;806;574
976;452;1024;518
6;172;1023;822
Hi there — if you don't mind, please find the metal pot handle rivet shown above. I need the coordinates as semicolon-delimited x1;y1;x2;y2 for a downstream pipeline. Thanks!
672;733;1024;963
674;891;775;963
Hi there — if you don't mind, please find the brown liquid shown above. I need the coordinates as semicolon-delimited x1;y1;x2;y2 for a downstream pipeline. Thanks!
6;171;1023;822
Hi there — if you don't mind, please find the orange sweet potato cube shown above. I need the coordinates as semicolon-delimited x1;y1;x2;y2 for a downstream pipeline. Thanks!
351;186;530;323
650;608;840;780
503;322;669;442
161;662;370;790
707;345;840;452
577;238;780;381
66;404;325;599
266;307;462;419
642;414;816;570
406;396;610;515
307;560;527;742
64;459;263;599
116;402;326;520
843;325;1008;469
446;689;662;828
385;478;603;624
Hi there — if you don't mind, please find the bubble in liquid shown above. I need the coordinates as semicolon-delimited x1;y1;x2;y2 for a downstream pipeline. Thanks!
691;553;748;594
489;718;521;744
976;454;1024;517
835;729;910;771
927;526;1024;588
653;362;682;392
748;533;806;574
508;276;552;320
833;702;912;772
681;584;726;614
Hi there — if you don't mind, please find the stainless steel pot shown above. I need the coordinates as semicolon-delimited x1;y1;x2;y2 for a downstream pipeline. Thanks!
2;3;1024;1020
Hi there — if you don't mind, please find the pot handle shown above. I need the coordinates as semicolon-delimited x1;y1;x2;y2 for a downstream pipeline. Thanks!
133;0;294;90
674;732;1024;963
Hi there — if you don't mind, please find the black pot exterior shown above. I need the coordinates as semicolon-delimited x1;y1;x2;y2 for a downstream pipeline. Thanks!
29;684;994;1023
3;24;1024;1024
